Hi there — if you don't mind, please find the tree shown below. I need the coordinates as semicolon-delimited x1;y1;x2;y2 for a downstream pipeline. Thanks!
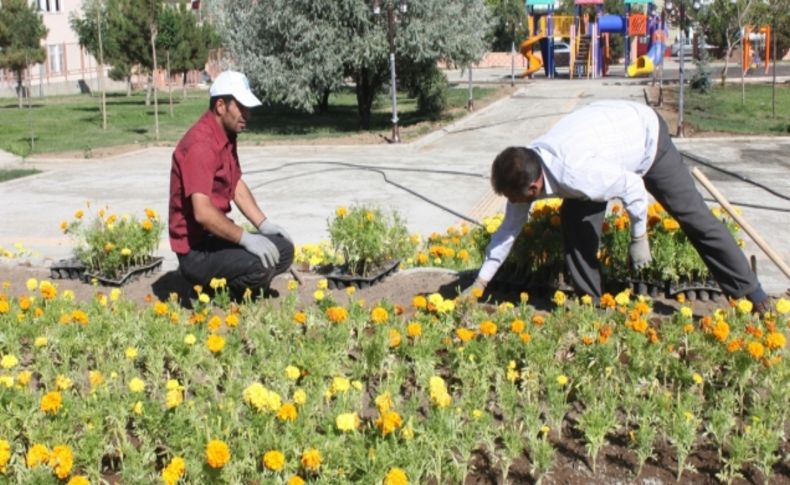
215;0;490;129
485;0;529;51
0;0;48;108
695;0;758;87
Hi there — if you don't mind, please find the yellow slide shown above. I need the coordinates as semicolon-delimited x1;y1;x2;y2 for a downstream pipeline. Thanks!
627;55;654;77
520;35;544;76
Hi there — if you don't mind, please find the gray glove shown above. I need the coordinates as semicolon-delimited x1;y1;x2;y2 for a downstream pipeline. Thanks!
239;231;280;268
258;219;292;244
629;233;652;270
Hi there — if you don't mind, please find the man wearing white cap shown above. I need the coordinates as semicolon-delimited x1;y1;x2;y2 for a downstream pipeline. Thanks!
169;70;294;300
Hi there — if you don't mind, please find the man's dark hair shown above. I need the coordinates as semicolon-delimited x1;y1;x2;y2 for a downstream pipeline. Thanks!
209;95;235;111
491;147;543;195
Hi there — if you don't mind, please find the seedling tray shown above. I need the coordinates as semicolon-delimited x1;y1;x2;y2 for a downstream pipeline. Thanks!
81;256;164;287
323;260;400;289
50;258;87;280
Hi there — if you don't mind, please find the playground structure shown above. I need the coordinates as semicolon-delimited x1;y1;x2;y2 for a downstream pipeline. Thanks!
742;25;771;75
520;0;667;79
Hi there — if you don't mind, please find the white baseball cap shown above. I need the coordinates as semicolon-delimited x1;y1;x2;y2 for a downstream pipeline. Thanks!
209;70;262;108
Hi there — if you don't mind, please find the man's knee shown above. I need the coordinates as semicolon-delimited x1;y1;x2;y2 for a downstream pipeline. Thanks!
273;238;295;275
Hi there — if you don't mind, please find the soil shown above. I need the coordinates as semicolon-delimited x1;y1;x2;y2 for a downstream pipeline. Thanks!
4;261;787;484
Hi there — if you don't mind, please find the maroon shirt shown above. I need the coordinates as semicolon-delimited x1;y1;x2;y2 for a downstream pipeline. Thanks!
169;111;241;254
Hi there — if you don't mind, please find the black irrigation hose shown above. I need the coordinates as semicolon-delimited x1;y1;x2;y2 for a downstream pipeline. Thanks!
245;160;486;179
681;150;790;202
701;198;790;213
246;161;485;226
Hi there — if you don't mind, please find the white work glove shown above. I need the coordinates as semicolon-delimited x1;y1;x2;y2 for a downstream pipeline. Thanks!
629;233;652;270
239;231;280;268
460;277;488;299
258;219;293;244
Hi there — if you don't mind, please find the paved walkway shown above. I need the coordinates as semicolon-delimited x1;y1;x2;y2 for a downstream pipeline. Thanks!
1;77;788;295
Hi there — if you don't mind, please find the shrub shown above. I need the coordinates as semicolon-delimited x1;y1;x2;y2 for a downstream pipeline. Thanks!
327;205;411;276
61;205;164;279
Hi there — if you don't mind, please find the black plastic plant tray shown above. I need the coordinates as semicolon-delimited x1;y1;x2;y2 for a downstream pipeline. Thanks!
324;260;400;290
50;258;87;280
81;256;164;287
666;279;724;302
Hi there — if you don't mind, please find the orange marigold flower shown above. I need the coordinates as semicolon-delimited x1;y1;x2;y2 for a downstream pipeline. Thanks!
455;328;475;342
479;320;497;336
510;319;525;333
263;450;286;471
371;307;389;324
206;334;225;353
153;301;169;316
632;319;648;333
205;440;230;468
384;467;409;485
49;444;73;479
683;323;694;334
293;311;307;325
712;320;730;342
519;332;532;343
765;331;786;350
326;306;348;323
634;301;650;315
406;322;422;337
411;295;427;309
389;329;402;348
747;341;765;359
600;293;616;309
532;315;545;326
300;448;321;471
727;338;743;353
375;409;403;436
277;403;298;422
581;335;594;345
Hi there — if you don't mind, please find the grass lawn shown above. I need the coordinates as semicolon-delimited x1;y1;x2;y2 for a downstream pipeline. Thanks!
0;85;500;157
0;168;40;182
683;83;790;135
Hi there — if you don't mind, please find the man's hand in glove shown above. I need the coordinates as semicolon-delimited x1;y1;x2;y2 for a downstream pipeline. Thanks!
629;233;652;270
258;219;293;244
239;231;280;268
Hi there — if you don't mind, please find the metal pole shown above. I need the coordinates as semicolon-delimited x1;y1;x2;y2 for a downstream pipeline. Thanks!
97;1;107;130
677;1;685;137
467;66;474;111
511;40;515;87
387;4;400;143
771;24;776;118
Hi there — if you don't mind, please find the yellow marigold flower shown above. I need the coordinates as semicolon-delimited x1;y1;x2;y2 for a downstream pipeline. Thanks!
293;389;307;405
206;334;225;353
161;456;185;485
552;290;567;306
336;412;360;432
26;443;50;468
128;377;146;393
325;306;348;323
40;390;62;414
0;439;10;474
346;286;356;296
49;444;74;479
62;290;75;301
55;374;72;390
662;218;680;231
109;288;121;302
34;336;47;347
384;467;408;485
386;329;402;348
479;320;497;336
26;278;38;291
141;219;153;231
411;295;427;309
278;403;298;422
288;476;306;485
66;476;90;485
243;383;282;412
470;287;484;299
132;401;144;416
0;354;18;369
17;370;32;387
375;392;393;412
263;450;286;471
692;373;704;385
153;301;169;316
737;299;753;314
207;315;222;332
556;375;569;386
747;341;765;359
375;409;402;436
331;376;350;394
125;347;138;360
713;320;730;342
197;293;210;304
0;376;13;388
371;306;389;324
225;313;239;327
313;290;324;301
184;334;196;346
776;298;790;315
766;331;786;350
89;371;104;389
352;380;363;390
209;277;226;290
406;322;422;338
166;388;184;410
316;278;328;290
680;306;693;318
300;448;322;471
335;206;348;218
205;440;230;469
285;365;301;380
615;289;631;306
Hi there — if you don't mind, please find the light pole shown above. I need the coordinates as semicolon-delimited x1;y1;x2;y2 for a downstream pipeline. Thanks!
373;0;408;144
676;0;686;137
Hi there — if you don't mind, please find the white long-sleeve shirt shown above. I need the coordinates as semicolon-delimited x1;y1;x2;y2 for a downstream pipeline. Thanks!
478;100;660;282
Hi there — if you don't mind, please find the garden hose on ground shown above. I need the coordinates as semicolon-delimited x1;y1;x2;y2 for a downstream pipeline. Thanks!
680;150;790;202
246;161;486;227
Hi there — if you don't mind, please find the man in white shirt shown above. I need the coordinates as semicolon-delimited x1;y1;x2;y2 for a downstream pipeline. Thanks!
471;100;769;312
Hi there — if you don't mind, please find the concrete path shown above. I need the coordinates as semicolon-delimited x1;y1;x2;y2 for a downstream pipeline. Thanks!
1;77;788;296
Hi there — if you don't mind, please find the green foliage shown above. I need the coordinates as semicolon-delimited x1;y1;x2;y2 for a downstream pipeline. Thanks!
63;205;164;279
327;205;412;276
682;84;790;135
400;61;448;119
690;30;713;94
485;0;530;51
0;0;47;105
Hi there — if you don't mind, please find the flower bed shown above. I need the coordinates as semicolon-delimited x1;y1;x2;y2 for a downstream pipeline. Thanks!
0;275;788;483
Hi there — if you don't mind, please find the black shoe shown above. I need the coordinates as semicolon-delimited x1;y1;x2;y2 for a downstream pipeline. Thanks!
753;298;772;316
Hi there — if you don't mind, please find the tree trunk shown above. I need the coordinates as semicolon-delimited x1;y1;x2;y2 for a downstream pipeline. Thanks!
145;75;152;106
150;25;160;140
720;44;733;86
16;70;24;109
355;68;375;130
167;51;173;117
317;88;331;114
182;72;187;100
126;75;132;96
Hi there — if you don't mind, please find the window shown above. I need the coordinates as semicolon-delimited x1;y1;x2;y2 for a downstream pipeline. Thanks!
37;0;61;13
48;44;63;74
